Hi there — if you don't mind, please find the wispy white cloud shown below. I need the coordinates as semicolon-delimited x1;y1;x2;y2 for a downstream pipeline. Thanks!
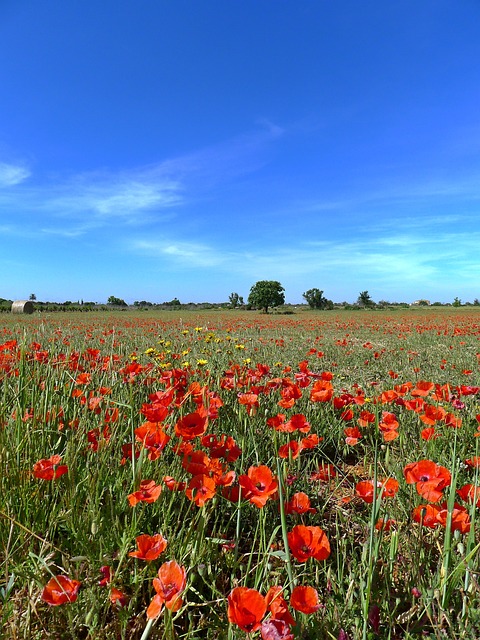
0;162;30;187
129;225;480;297
133;239;227;268
0;123;284;236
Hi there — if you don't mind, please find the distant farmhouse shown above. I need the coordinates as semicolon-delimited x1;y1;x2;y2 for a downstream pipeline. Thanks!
411;300;431;306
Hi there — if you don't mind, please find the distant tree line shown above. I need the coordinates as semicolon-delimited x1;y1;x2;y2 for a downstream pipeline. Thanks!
2;287;480;313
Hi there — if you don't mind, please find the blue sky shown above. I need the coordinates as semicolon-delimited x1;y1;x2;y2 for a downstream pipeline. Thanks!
1;1;480;305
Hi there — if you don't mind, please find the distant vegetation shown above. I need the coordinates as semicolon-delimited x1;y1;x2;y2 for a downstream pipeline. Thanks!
1;289;479;314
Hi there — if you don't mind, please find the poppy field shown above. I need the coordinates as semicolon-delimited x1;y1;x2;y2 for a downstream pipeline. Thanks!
1;308;480;640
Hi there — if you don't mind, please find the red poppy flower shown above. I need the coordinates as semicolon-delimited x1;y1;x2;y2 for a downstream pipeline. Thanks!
238;393;259;415
239;465;278;508
287;524;330;562
227;586;267;633
147;560;187;619
175;411;208;440
284;492;316;515
358;410;375;427
110;587;128;608
278;382;302;409
437;503;471;534
356;480;400;504
444;413;462;428
163;475;187;491
375;518;396;531
457;484;480;507
265;586;295;626
278;441;303;460
421;427;439;441
310;462;336;482
411;381;434;397
41;575;81;606
403;460;451;503
290;585;321;614
128;479;162;507
182;450;211;475
267;413;287;431
465;457;480;468
412;503;442;528
284;414;310;433
344;426;362;445
300;433;322;449
33;455;68;480
419;404;445;426
310;379;334;403
98;565;111;587
129;533;168;561
134;422;170;460
185;474;217;507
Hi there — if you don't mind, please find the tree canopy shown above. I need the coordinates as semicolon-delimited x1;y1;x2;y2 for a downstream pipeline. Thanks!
303;288;328;309
357;291;374;307
107;296;127;306
229;292;244;308
248;281;285;313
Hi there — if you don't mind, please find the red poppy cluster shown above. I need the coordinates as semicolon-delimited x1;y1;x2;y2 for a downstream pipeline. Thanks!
227;583;320;636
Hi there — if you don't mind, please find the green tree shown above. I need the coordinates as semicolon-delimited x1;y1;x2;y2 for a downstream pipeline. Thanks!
303;288;327;309
248;280;285;313
357;291;374;307
29;293;36;301
452;297;462;307
107;296;127;306
229;292;244;308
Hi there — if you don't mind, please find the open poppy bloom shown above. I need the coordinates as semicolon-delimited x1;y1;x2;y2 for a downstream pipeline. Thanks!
310;379;334;403
147;560;187;619
41;575;81;606
175;411;208;440
33;455;68;480
355;478;399;503
457;484;480;507
284;413;310;433
403;459;451;502
290;585;321;614
127;479;162;506
287;524;330;562
237;392;259;415
129;533;168;561
239;465;278;508
412;503;442;528
284;492;316;514
436;503;471;534
227;586;267;633
185;474;217;506
278;441;303;460
265;586;295;626
344;426;362;445
134;422;170;460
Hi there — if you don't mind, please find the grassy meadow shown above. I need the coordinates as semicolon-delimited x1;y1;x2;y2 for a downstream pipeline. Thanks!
1;308;480;640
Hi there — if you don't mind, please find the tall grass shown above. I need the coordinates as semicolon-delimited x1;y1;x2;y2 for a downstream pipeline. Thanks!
1;309;480;639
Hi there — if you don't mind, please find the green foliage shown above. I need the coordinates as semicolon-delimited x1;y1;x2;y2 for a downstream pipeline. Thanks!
453;297;462;307
107;295;127;306
248;280;285;313
228;292;244;309
357;290;375;307
303;287;328;309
